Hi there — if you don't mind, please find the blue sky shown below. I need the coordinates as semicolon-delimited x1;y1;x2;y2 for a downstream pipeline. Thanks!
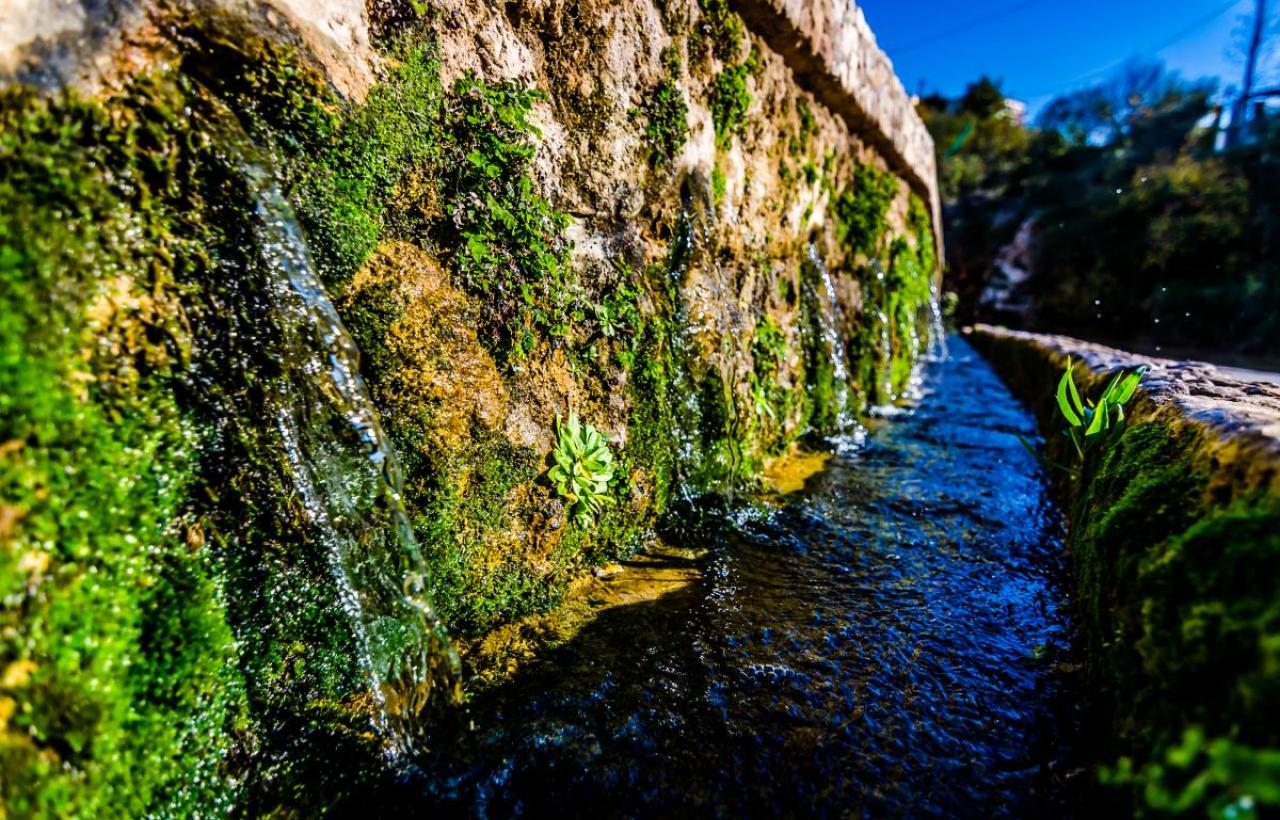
859;0;1262;118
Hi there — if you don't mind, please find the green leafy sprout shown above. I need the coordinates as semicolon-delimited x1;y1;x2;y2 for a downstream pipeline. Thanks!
548;411;616;527
1100;726;1280;818
1021;356;1147;474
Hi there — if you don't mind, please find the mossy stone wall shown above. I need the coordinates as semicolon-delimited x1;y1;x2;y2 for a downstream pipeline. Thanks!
969;325;1280;816
0;1;940;813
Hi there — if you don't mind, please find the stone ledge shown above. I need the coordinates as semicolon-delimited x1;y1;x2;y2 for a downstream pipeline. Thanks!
969;324;1280;453
967;330;1280;812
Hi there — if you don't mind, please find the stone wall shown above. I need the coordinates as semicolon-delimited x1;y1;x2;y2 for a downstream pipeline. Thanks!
733;0;941;251
0;0;941;812
968;324;1280;814
2;0;941;245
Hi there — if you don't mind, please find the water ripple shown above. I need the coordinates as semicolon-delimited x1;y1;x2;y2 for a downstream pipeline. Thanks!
414;336;1081;817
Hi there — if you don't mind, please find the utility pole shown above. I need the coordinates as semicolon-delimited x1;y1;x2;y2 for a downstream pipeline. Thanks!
1229;0;1268;147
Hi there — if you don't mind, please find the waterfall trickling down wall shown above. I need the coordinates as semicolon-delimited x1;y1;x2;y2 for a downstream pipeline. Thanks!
238;158;458;755
0;0;940;811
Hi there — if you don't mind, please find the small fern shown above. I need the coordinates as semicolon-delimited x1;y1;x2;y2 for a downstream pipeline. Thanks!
548;411;616;527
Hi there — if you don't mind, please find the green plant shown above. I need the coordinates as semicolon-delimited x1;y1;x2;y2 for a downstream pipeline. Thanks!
441;73;576;360
1022;357;1146;474
548;412;616;527
1101;727;1280;818
1057;357;1146;458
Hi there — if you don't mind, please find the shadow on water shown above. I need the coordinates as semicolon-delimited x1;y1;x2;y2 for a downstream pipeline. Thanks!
358;336;1088;817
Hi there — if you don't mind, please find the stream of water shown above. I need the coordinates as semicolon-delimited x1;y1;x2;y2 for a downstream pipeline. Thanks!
807;242;858;434
401;335;1080;816
235;158;458;755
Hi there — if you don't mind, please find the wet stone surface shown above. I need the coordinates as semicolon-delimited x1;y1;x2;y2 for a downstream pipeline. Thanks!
402;336;1081;817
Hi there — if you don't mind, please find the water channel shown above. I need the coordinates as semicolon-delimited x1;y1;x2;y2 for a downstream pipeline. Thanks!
398;336;1083;816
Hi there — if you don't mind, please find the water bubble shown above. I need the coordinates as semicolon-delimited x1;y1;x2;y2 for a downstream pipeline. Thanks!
1115;188;1123;195
1093;299;1101;305
1153;318;1160;324
1184;312;1190;317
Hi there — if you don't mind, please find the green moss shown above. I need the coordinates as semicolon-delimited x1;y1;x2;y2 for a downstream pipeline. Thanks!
638;46;689;165
885;237;933;394
626;317;680;513
692;367;741;485
0;34;501;813
797;261;846;431
833;179;936;401
795;98;817;153
834;162;899;259
0;82;245;816
710;62;753;150
907;193;937;275
712;162;727;204
205;37;578;364
194;34;439;288
748;315;795;447
696;0;745;62
785;98;818;167
1066;418;1280;814
408;438;548;634
778;271;796;306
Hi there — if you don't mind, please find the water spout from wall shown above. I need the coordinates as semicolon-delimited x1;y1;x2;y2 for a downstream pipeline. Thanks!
237;158;458;757
806;243;860;436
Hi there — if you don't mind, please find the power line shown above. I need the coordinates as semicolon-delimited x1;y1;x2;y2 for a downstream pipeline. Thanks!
1149;0;1248;54
883;0;1054;56
1022;0;1246;98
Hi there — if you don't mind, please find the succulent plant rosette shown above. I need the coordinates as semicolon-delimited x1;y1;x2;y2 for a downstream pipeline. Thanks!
548;411;616;527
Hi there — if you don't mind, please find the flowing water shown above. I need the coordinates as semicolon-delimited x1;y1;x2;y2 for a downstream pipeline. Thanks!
405;335;1080;816
807;243;859;434
927;282;950;363
234;158;458;755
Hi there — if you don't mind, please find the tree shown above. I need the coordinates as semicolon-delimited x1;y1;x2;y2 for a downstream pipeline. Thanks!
1228;0;1276;145
960;77;1005;119
1038;59;1213;146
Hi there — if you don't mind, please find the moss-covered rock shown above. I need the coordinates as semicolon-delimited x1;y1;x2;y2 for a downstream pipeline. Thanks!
0;78;245;818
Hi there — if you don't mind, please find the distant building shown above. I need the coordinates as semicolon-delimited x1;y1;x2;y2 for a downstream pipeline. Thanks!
1000;98;1027;126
